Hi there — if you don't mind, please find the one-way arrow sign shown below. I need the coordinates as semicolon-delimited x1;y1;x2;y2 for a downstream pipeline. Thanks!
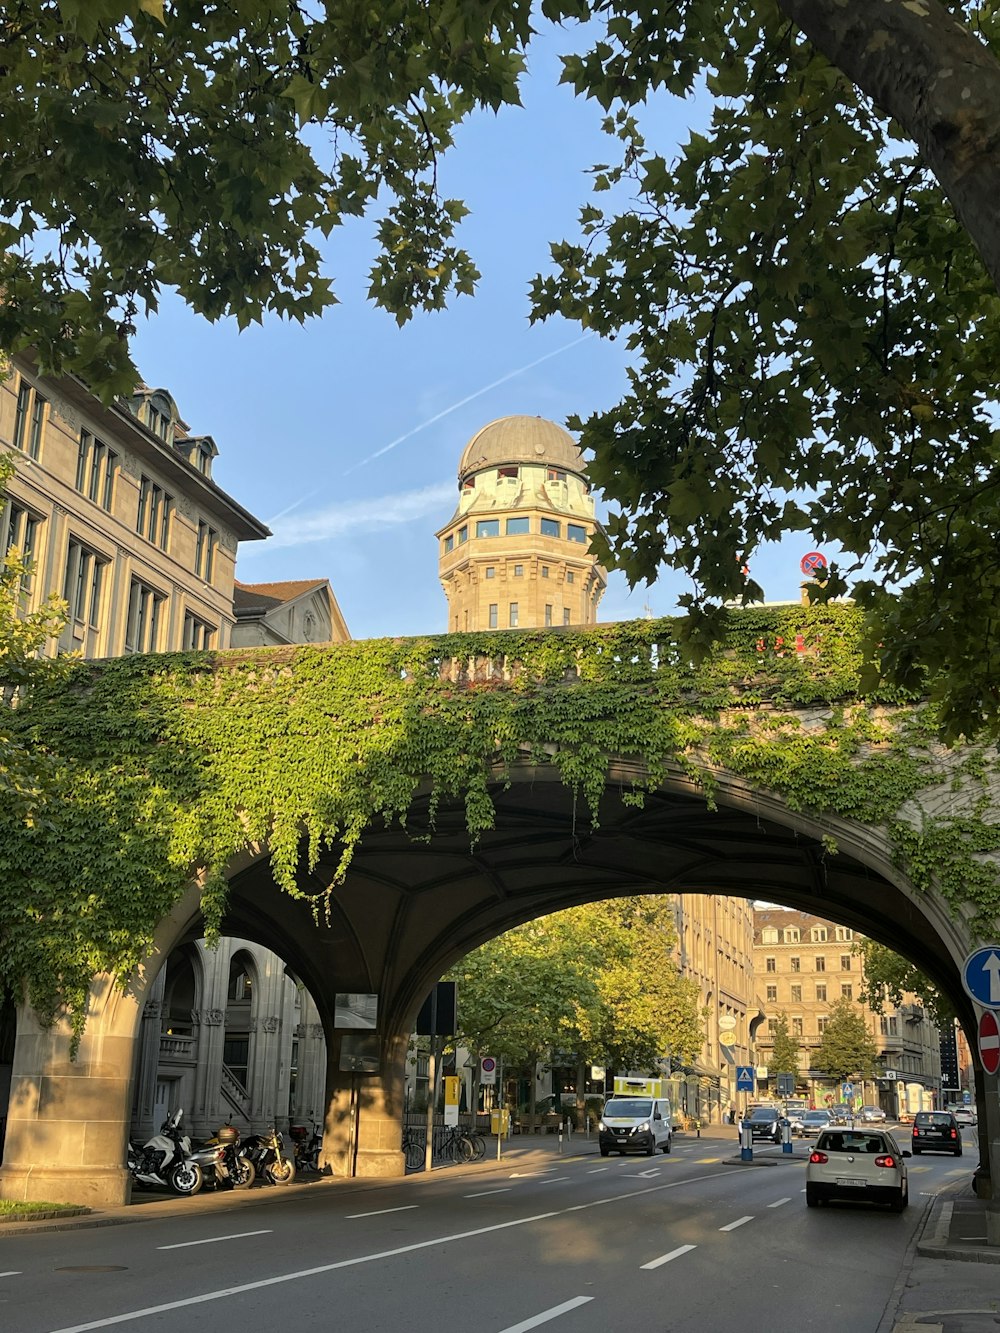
962;948;1000;1007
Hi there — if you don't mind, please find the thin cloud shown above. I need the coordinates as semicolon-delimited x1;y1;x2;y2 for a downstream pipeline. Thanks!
245;479;456;554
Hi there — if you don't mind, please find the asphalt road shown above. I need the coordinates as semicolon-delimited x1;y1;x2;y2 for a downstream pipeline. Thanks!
0;1131;976;1333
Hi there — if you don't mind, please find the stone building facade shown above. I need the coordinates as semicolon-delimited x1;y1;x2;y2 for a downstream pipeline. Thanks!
752;907;942;1114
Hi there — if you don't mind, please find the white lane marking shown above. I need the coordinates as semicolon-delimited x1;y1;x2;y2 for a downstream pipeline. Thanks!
640;1244;697;1270
719;1216;754;1231
497;1297;593;1331
767;1198;791;1208
465;1188;512;1198
344;1205;418;1219
158;1229;272;1250
539;1177;571;1184
587;1167;609;1174
0;1270;23;1277
627;1169;660;1178
45;1165;742;1333
44;1211;562;1332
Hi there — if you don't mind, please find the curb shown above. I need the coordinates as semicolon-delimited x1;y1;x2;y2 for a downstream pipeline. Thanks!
915;1188;1000;1266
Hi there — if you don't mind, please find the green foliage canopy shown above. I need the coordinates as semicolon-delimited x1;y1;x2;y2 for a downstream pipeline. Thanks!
769;1010;801;1080
812;995;880;1083
6;4;1000;735
854;939;954;1030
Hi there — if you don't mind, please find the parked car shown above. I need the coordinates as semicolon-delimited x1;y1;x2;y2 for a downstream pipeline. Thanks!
797;1110;833;1138
859;1105;887;1123
911;1110;962;1156
949;1106;977;1127
806;1127;910;1211
741;1105;787;1143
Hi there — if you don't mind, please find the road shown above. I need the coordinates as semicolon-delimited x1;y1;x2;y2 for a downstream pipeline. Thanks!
0;1129;975;1333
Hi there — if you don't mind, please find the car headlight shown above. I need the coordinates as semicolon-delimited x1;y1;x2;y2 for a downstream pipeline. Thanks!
598;1120;607;1131
638;1122;650;1133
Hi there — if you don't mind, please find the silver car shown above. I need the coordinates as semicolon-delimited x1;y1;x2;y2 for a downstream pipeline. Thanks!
797;1109;833;1137
859;1105;886;1123
806;1127;910;1211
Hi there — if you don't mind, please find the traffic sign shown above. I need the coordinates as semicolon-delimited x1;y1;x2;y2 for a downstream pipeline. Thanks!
480;1056;497;1085
841;1081;854;1099
962;948;1000;1007
736;1065;755;1092
978;1010;1000;1076
800;551;828;577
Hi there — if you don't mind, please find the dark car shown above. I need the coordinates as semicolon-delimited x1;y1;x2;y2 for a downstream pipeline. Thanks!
911;1110;962;1156
742;1106;786;1143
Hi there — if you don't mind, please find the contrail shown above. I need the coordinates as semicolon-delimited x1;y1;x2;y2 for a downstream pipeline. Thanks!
266;331;593;525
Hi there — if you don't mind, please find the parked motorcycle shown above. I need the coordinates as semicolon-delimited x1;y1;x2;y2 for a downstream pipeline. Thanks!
195;1122;255;1190
243;1125;296;1185
127;1108;203;1196
289;1119;323;1174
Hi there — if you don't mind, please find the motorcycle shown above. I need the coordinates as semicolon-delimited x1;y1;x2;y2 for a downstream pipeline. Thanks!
289;1119;323;1174
127;1108;203;1196
195;1122;255;1190
243;1125;296;1185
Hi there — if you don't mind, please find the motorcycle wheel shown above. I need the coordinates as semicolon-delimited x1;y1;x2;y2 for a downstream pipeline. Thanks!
232;1155;256;1189
170;1161;203;1196
269;1158;296;1185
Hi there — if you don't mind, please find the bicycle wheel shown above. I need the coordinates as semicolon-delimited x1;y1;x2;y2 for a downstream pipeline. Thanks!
404;1138;423;1170
457;1134;475;1163
469;1133;486;1160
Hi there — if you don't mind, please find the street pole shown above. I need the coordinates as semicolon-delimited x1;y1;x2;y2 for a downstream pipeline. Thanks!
424;1035;440;1174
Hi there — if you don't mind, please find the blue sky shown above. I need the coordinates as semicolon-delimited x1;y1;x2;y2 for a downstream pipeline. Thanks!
131;23;822;641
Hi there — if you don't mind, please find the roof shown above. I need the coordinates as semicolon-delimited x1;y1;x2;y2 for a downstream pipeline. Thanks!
457;415;586;482
233;579;328;614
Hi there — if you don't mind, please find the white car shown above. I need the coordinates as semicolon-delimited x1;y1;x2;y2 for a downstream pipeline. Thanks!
950;1106;977;1127
806;1127;910;1212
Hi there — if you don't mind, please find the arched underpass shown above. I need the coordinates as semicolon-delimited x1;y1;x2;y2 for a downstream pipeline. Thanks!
2;762;992;1215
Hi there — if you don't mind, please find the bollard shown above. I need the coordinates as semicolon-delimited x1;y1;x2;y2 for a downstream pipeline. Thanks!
781;1118;793;1154
695;1119;701;1139
740;1121;753;1162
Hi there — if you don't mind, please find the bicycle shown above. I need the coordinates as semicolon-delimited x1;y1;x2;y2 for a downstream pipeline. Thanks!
401;1129;424;1170
439;1125;476;1163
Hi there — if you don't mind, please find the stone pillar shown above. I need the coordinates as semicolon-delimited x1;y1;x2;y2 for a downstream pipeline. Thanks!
0;975;139;1206
321;1032;407;1178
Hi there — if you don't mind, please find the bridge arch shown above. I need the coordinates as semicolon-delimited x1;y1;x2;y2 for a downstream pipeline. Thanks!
2;757;990;1207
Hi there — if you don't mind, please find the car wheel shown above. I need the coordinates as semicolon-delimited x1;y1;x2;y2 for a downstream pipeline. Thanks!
954;1148;963;1157
661;1137;671;1154
645;1142;655;1157
805;1185;821;1208
890;1184;908;1213
600;1147;609;1157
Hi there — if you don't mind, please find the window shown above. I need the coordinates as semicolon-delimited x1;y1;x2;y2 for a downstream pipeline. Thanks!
567;522;587;543
815;983;827;1002
137;476;172;550
544;604;553;627
817;1016;828;1034
182;612;215;650
75;431;117;510
506;516;529;535
563;609;571;625
792;1017;803;1036
766;985;777;1002
458;525;468;544
63;539;107;631
146;402;170;440
508;602;518;627
513;564;523;577
790;957;800;972
125;578;165;653
541;565;549;578
443;534;454;553
842;984;853;1000
497;466;518;480
784;927;800;943
841;955;852;971
2;500;40;607
811;927;827;942
815;956;826;972
540;517;560;538
835;927;853;941
488;603;498;629
13;381;47;459
462;476;475;490
765;957;776;973
762;928;779;944
566;570;575;584
476;519;500;538
547;467;567;482
485;566;495;579
195;522;218;581
767;1019;778;1034
790;985;802;1003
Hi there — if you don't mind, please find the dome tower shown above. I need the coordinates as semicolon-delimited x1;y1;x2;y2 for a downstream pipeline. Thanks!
436;415;607;632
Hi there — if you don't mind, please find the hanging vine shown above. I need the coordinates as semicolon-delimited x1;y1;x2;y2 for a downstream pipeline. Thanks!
2;603;998;1043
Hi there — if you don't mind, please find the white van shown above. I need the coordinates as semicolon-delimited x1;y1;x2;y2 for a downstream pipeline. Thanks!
598;1095;672;1156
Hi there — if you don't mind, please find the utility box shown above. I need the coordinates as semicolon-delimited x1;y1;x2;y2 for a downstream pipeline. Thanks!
490;1109;510;1135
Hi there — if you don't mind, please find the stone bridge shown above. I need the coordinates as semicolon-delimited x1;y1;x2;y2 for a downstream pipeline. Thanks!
0;607;997;1239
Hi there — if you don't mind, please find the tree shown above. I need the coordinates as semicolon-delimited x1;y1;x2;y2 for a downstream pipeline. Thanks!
7;3;1000;734
813;996;880;1084
770;1011;801;1082
854;939;954;1030
448;896;704;1106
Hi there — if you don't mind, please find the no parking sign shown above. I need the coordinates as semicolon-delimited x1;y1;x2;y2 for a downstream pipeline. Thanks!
480;1056;497;1085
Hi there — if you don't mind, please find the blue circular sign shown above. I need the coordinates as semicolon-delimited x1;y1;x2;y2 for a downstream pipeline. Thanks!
962;947;1000;1007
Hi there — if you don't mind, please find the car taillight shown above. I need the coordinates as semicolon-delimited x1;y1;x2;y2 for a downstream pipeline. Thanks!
809;1150;828;1164
874;1154;896;1168
950;1128;957;1139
